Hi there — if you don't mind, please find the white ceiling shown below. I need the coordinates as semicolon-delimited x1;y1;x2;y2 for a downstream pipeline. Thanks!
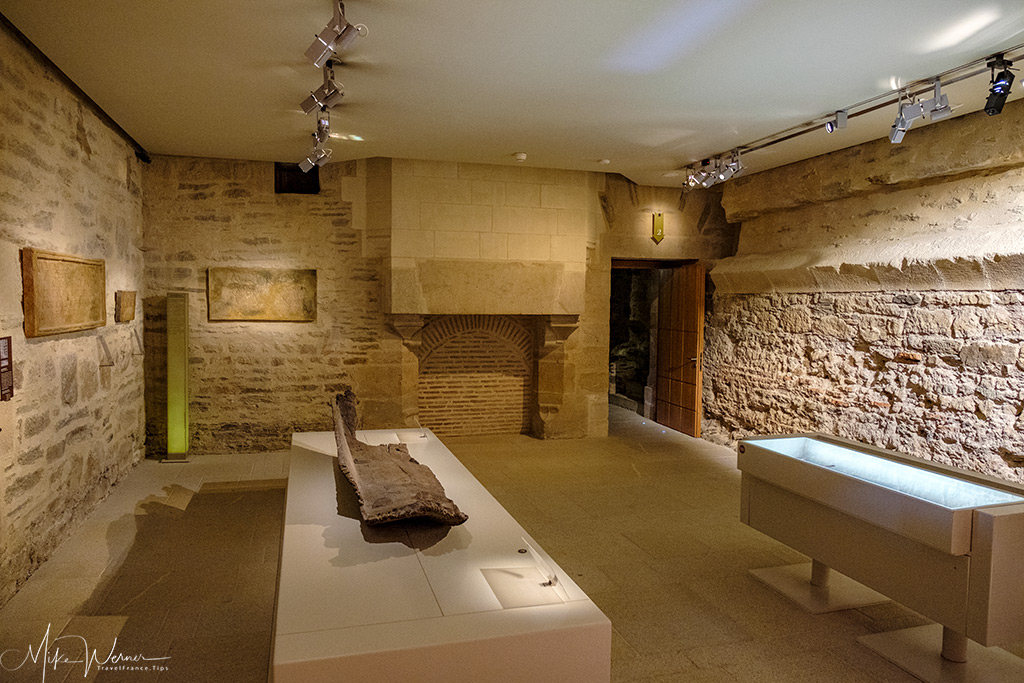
3;1;1024;187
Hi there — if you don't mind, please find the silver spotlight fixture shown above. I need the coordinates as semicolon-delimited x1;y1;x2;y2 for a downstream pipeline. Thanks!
699;161;719;188
299;138;332;173
299;110;333;173
299;146;332;173
305;1;366;68
301;61;345;114
715;155;737;182
721;150;744;180
920;80;952;121
825;110;847;133
889;94;924;144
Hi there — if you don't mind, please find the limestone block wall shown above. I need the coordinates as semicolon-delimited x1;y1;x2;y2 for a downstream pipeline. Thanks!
142;156;404;454
385;159;602;316
0;24;146;606
705;100;1024;483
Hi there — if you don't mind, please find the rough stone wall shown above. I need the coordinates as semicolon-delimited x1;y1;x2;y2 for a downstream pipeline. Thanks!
0;23;146;607
142;156;404;454
707;100;1024;482
704;290;1024;483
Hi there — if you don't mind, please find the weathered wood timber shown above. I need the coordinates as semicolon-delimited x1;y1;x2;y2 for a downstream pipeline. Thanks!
331;390;468;526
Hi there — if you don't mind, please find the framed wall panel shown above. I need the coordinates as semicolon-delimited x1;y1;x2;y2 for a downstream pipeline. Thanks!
21;248;106;338
207;267;317;322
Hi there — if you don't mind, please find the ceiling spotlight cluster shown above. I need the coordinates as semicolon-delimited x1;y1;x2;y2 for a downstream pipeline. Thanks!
298;1;367;172
686;151;744;189
673;45;1021;185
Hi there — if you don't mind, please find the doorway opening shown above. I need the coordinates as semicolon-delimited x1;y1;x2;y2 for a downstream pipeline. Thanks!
609;259;704;438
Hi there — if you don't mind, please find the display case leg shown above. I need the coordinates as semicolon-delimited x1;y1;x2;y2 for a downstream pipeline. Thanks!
860;624;1024;683
749;562;888;614
941;627;968;663
810;559;830;588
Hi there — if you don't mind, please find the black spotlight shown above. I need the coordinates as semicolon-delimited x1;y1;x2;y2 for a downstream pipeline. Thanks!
985;56;1015;116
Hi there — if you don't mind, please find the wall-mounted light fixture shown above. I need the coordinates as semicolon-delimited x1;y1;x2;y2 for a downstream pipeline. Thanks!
651;212;665;245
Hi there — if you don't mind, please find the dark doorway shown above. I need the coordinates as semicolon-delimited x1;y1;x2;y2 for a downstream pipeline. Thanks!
609;259;704;437
609;268;657;414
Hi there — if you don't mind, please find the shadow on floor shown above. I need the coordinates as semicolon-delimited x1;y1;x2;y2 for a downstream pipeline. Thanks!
55;479;286;683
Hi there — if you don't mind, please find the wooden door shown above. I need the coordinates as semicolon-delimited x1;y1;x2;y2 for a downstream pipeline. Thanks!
655;263;704;437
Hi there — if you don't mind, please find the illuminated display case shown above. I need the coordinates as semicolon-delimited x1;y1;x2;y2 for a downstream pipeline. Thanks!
739;434;1024;683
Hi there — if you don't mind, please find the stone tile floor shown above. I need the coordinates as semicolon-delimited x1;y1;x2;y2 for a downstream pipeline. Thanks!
1;406;1022;682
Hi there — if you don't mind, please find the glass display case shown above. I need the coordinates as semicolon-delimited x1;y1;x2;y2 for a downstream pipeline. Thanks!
739;433;1024;683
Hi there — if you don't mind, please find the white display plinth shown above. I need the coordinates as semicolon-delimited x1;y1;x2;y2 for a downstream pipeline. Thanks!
273;429;611;683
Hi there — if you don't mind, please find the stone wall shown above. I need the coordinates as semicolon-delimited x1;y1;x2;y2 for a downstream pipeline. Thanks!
706;100;1024;483
0;23;146;606
385;159;601;316
704;290;1024;483
142;156;405;454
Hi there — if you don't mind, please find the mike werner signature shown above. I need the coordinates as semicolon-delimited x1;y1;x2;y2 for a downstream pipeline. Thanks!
0;623;171;682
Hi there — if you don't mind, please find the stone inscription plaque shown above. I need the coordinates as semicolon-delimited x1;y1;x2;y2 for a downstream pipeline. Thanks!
21;248;106;338
115;290;137;323
207;267;317;322
0;336;12;401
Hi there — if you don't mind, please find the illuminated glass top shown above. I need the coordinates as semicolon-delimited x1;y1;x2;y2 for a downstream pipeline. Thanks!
748;437;1024;510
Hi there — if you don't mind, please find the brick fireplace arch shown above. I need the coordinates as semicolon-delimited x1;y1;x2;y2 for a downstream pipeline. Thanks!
417;315;534;437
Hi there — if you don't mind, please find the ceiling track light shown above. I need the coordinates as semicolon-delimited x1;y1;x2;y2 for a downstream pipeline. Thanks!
302;61;345;114
671;44;1023;179
824;110;847;133
305;1;368;68
985;55;1015;116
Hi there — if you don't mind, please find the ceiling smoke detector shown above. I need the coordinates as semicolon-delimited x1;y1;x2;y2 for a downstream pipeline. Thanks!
513;152;527;163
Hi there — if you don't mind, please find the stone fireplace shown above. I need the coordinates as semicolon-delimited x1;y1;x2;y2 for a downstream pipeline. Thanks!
389;313;580;438
369;156;606;439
